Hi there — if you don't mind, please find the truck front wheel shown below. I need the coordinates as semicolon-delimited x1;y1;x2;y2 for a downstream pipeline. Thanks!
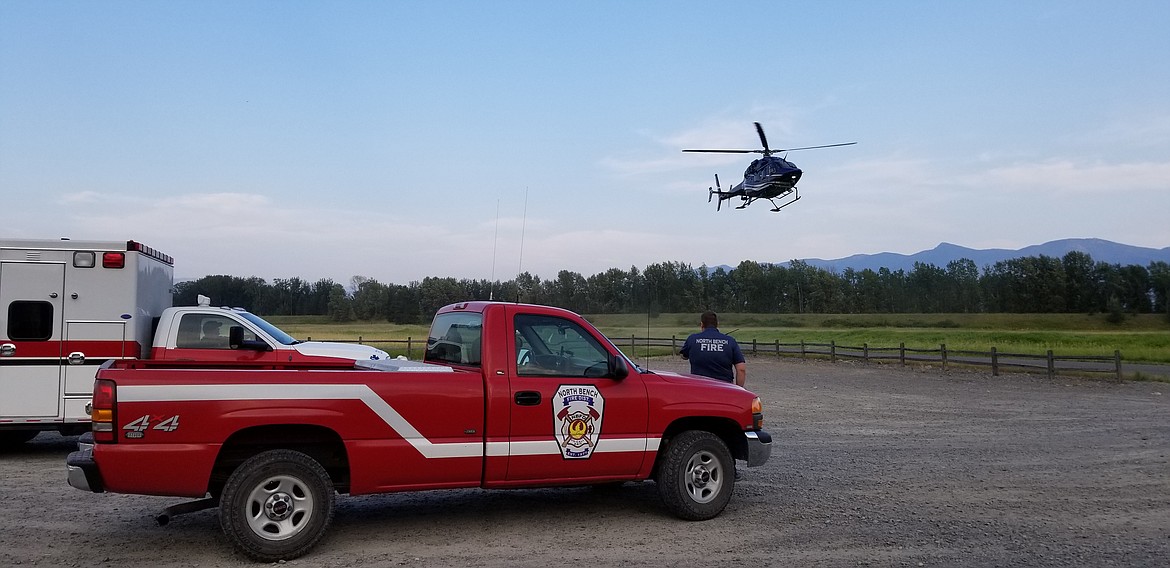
656;430;735;520
219;449;336;562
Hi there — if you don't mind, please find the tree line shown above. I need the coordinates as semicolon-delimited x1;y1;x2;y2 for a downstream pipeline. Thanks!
174;252;1170;323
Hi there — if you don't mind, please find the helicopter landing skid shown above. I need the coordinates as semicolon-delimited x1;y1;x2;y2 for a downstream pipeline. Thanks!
767;189;800;212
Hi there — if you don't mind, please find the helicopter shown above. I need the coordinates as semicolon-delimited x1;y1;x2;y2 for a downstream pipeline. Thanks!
683;122;855;212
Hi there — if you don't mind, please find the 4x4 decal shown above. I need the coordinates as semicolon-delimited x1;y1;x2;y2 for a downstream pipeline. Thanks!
122;415;180;438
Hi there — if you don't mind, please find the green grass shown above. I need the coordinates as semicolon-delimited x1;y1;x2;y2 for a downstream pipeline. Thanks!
266;316;431;342
264;313;1170;364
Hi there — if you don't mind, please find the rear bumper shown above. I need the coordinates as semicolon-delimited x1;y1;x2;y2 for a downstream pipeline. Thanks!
66;445;105;493
744;429;772;467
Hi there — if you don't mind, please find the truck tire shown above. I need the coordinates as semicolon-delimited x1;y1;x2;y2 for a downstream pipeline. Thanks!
656;430;735;521
218;449;336;562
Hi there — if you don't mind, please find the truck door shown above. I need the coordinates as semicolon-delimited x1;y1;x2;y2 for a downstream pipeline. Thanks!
502;309;650;483
0;262;65;419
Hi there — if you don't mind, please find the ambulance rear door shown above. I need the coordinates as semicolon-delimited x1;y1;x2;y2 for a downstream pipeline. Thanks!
0;261;66;420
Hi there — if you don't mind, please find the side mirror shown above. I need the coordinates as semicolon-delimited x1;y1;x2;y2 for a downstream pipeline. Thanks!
608;354;629;380
229;326;272;352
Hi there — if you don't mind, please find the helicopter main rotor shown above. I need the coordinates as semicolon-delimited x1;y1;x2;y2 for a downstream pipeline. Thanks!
683;122;856;157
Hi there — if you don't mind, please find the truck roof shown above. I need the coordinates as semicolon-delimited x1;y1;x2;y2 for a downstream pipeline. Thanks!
437;301;579;316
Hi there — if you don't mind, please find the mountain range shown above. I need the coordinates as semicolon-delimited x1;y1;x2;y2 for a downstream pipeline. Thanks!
772;238;1170;274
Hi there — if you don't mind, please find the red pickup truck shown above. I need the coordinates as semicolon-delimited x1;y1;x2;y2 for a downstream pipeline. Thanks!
67;301;772;561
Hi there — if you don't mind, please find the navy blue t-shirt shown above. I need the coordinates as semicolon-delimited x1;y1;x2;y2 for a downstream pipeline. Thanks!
679;327;745;383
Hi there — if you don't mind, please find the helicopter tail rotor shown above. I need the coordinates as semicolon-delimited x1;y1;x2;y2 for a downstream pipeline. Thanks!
709;173;724;211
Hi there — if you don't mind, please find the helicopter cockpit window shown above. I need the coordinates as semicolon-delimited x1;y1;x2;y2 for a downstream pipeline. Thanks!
425;312;482;367
514;314;610;378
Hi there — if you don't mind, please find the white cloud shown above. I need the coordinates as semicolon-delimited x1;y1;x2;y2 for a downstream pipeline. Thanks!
984;160;1170;193
59;191;104;204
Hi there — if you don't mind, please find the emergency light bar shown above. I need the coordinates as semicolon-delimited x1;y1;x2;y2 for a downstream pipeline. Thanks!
126;240;174;266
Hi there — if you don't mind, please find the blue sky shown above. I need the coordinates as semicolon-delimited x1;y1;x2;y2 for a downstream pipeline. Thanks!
3;1;1168;285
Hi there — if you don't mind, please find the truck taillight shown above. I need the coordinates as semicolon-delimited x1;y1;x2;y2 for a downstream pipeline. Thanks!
91;379;117;442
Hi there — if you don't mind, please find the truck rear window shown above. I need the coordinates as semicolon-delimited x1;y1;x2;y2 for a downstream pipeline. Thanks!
426;312;482;367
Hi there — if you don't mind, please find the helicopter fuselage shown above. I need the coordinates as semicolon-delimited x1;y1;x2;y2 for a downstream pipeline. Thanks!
710;157;804;211
737;156;802;198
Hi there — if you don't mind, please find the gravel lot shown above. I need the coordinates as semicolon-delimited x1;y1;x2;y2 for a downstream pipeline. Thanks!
2;357;1167;567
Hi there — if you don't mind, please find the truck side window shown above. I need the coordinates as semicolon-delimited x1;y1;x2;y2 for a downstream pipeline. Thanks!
7;301;54;341
198;317;231;349
176;314;251;349
514;314;610;378
176;316;202;348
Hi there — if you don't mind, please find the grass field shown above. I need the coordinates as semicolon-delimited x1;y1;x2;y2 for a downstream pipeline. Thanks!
267;312;1170;364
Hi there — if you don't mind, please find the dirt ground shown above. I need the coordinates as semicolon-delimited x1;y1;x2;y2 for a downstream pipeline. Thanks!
2;357;1167;567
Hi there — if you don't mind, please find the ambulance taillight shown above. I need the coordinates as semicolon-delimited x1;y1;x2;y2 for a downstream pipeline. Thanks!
102;252;125;269
91;380;117;442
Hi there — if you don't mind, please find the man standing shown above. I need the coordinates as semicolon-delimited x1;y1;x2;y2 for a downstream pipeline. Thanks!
679;311;746;387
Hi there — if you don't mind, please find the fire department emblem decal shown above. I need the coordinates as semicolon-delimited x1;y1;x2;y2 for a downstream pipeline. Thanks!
553;385;605;459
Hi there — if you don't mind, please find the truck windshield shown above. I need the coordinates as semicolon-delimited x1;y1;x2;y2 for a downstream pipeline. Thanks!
239;312;298;346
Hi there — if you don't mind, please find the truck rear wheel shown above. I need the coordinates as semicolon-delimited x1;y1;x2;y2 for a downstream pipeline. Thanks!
219;449;335;562
656;430;735;520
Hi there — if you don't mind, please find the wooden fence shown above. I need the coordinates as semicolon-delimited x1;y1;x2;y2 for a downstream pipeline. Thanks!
616;336;1125;380
317;335;1126;380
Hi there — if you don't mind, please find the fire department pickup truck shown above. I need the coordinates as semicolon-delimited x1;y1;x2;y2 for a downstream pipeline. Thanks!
67;301;772;561
0;238;387;446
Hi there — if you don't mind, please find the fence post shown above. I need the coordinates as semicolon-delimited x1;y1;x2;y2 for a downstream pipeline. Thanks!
900;342;905;366
359;335;363;345
631;335;636;356
830;341;836;363
671;335;676;353
752;338;757;355
407;337;412;359
1047;349;1055;379
940;343;947;371
775;339;780;356
991;346;998;376
800;340;806;359
1114;350;1122;381
863;343;869;363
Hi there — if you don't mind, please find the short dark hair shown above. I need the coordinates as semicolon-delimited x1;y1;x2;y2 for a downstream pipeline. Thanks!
700;311;718;329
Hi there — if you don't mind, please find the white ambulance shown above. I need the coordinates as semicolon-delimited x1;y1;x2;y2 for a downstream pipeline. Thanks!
0;238;388;447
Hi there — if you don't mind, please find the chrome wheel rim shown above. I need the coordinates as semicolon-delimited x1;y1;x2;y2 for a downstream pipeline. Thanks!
244;474;315;541
684;449;723;504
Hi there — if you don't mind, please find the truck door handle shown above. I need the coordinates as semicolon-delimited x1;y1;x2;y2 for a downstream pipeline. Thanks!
514;391;542;406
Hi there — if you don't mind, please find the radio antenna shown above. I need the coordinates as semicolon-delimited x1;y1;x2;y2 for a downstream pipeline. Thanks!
489;198;500;301
516;187;528;303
